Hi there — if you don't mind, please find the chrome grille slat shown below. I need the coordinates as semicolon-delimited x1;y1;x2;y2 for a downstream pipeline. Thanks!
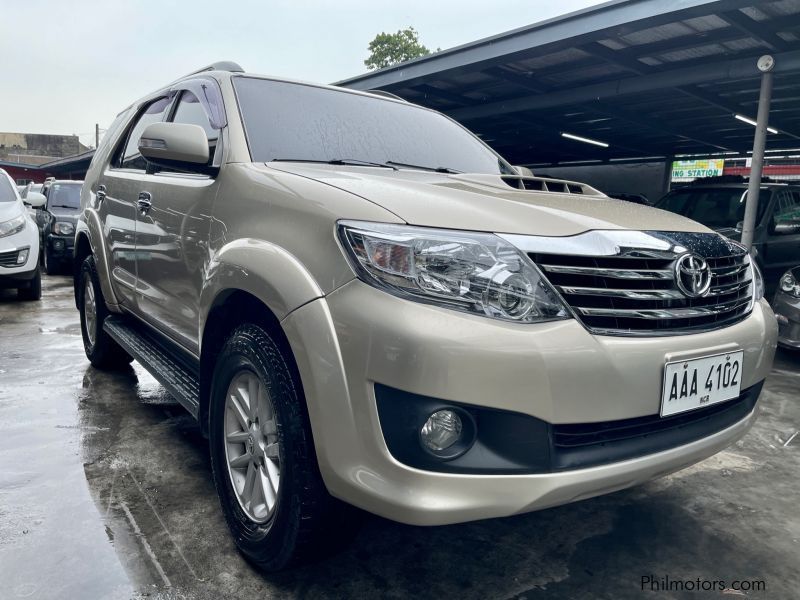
540;264;673;280
557;286;686;300
529;233;753;335
576;298;751;320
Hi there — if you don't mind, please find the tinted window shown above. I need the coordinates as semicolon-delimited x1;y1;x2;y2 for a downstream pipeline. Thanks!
47;183;82;210
656;187;770;229
234;77;513;175
118;97;171;170
772;189;800;226
0;174;16;203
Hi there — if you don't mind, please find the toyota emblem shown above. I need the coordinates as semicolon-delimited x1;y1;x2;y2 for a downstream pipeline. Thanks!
675;253;712;298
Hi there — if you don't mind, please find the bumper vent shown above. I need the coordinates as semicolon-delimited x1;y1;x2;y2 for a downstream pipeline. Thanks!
530;237;753;335
0;249;21;268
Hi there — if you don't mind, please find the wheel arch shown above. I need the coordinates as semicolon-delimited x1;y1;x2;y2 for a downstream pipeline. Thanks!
198;288;305;438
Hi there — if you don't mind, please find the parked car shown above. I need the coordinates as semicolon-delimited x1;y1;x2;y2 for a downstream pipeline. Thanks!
773;266;800;349
0;169;44;299
37;180;82;274
74;62;776;571
655;181;800;295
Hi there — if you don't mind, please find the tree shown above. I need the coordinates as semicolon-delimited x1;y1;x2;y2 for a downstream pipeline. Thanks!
364;27;436;70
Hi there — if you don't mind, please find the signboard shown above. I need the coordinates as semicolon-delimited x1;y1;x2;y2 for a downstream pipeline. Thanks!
671;159;725;182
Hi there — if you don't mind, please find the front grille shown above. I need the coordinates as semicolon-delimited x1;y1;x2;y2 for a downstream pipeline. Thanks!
531;239;753;335
0;249;20;268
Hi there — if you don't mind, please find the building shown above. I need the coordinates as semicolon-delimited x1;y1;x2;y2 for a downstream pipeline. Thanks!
0;132;89;166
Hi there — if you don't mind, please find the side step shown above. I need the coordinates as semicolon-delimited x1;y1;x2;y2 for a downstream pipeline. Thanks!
104;316;200;418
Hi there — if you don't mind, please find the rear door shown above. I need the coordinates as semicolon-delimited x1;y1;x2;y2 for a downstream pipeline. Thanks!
99;97;171;306
133;88;222;354
762;188;800;289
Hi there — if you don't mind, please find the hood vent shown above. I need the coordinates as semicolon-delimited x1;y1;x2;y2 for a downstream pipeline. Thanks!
501;175;604;197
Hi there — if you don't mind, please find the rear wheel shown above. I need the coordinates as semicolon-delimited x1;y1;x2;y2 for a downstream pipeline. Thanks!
78;255;132;369
17;268;41;301
209;323;358;571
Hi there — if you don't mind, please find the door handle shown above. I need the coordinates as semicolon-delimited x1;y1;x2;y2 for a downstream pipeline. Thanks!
137;191;152;214
96;184;106;205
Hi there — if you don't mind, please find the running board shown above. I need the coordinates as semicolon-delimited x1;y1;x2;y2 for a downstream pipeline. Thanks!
104;316;200;418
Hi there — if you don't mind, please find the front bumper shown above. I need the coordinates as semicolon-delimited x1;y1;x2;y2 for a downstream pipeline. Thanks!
773;291;800;349
0;222;39;288
282;280;777;525
46;234;74;261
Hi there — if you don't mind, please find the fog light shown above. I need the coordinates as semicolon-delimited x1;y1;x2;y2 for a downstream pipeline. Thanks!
420;409;463;453
16;248;29;265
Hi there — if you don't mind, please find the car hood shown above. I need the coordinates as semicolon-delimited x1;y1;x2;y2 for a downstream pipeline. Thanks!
266;163;709;236
0;200;25;223
49;208;79;224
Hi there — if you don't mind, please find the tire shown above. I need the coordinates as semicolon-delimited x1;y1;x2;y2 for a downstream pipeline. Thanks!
78;255;132;369
43;249;60;275
209;324;358;571
17;268;42;301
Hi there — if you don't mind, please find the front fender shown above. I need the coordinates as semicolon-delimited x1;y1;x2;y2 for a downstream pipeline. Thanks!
75;210;121;311
199;238;343;344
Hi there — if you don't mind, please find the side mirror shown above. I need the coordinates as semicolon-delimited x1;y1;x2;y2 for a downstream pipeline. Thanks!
138;122;210;172
24;191;46;208
774;220;800;235
514;165;534;177
735;220;744;232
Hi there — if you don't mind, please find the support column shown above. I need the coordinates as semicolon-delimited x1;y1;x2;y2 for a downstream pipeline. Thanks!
741;55;775;250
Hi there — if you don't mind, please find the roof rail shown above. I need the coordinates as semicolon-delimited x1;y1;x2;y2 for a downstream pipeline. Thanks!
181;61;244;79
364;89;407;102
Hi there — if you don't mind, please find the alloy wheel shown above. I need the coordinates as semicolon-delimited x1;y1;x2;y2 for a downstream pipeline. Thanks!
223;370;281;523
83;276;97;346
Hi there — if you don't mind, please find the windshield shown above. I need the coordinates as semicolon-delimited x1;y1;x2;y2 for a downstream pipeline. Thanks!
656;187;771;230
0;174;17;203
47;183;82;210
233;77;514;175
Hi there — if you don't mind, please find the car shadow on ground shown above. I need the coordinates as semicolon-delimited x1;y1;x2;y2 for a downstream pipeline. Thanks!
74;347;800;599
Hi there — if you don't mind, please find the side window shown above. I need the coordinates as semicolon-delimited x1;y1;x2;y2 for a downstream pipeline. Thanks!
171;91;216;141
116;97;171;171
774;190;800;223
153;91;218;175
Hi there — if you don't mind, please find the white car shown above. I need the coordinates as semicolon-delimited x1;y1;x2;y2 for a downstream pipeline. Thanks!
0;169;44;300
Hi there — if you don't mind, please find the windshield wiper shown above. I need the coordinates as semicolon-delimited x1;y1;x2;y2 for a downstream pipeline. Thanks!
50;205;78;209
271;158;397;170
384;161;462;174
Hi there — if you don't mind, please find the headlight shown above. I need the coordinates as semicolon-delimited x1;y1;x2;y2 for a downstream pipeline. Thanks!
0;214;26;238
751;257;764;301
53;221;75;236
780;270;800;298
338;221;569;323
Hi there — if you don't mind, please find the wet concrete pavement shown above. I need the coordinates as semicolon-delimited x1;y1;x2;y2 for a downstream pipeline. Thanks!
1;275;798;599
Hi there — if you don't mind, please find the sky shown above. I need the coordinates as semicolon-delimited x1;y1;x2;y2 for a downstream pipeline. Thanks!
0;0;608;147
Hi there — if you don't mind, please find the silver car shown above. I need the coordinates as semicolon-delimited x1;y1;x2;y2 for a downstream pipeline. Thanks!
73;62;777;571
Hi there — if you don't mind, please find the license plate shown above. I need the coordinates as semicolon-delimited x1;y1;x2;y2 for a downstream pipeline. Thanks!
661;351;743;417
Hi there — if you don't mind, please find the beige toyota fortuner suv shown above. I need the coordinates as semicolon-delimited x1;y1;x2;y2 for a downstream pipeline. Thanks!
74;62;777;571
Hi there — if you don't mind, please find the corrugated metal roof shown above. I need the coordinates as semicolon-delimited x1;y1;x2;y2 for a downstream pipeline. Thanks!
339;0;800;166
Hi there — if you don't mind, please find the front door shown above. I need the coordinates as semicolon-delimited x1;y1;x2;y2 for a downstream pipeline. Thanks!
133;90;220;354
